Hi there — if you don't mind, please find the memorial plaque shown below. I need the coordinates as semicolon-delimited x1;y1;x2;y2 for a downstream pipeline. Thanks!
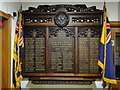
89;38;99;73
35;38;45;72
79;38;89;73
22;6;103;80
23;27;46;73
78;28;101;74
49;28;74;73
24;38;35;72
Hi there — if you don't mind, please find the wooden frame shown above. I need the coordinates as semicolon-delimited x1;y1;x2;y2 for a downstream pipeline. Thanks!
111;21;120;89
110;21;120;27
22;9;103;81
111;21;120;65
0;10;11;88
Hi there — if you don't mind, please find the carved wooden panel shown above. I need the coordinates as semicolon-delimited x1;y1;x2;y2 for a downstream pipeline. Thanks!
22;4;103;83
49;27;74;73
78;27;101;74
23;26;46;73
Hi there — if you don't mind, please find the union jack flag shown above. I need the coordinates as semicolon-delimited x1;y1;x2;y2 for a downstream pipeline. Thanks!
98;2;116;88
12;6;24;88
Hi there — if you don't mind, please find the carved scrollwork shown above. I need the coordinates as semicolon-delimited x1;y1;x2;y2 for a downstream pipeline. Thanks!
49;27;74;38
78;27;101;38
25;17;52;23
23;4;101;13
23;27;46;38
72;17;100;23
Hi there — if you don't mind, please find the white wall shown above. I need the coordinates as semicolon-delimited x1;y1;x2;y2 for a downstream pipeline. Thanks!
21;2;119;21
0;2;20;87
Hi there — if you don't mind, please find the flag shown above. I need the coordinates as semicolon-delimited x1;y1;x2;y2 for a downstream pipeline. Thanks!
98;2;117;88
12;6;24;88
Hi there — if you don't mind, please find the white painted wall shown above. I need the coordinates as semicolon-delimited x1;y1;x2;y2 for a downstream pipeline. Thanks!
0;2;20;87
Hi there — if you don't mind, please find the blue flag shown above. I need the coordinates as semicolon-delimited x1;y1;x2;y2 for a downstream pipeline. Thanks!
98;3;117;88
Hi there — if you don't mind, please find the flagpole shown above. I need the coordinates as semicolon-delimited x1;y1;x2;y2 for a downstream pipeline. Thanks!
103;2;108;89
103;2;106;79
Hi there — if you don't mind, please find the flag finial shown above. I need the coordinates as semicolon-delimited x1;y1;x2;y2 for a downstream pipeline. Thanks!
103;2;106;11
18;4;22;13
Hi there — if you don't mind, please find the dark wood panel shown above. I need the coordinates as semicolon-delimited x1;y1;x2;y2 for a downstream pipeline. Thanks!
78;27;101;74
75;27;78;73
46;27;49;73
23;26;46;73
48;27;75;73
22;4;103;82
23;73;100;77
30;77;96;80
22;11;103;15
23;22;102;27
